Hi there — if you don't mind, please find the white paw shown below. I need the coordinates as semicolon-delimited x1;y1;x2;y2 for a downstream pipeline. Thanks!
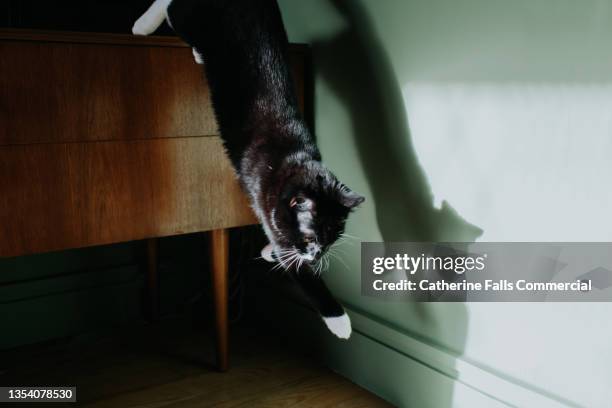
261;243;275;263
132;17;156;36
192;48;204;64
323;313;352;339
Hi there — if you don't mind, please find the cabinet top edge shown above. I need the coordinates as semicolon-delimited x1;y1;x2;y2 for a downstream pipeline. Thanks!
0;28;309;52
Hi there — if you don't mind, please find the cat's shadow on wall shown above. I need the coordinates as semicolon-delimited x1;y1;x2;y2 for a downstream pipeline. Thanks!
309;0;482;405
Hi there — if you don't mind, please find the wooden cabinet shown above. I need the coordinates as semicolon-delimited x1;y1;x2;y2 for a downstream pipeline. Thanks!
0;29;310;371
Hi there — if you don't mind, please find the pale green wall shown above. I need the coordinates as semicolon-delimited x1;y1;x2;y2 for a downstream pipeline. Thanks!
279;1;612;407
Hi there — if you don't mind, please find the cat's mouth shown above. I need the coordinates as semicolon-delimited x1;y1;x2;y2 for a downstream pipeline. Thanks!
300;253;316;262
272;246;324;270
262;243;328;273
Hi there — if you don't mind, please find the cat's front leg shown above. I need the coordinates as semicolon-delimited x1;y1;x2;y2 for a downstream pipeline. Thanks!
290;266;352;339
261;243;276;262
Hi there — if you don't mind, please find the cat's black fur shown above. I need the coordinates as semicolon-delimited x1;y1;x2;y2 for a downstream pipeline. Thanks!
136;0;363;336
168;0;306;168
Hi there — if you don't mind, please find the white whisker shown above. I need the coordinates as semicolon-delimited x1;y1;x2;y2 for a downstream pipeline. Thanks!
340;233;361;242
329;251;349;271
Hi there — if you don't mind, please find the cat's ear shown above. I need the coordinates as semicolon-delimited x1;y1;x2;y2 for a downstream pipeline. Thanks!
336;185;365;209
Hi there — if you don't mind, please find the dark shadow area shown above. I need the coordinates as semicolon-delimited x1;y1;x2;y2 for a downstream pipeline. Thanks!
314;0;482;243
308;1;484;405
1;314;391;406
0;0;174;35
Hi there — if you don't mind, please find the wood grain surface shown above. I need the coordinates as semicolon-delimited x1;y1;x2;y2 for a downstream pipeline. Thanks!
0;318;391;407
0;137;256;256
0;30;310;257
209;228;229;371
0;29;308;146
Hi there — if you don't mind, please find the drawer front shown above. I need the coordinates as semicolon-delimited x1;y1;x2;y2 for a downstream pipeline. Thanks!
0;137;257;257
0;40;216;145
0;31;308;146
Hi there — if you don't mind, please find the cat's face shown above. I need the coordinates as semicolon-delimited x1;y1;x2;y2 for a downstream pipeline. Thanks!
270;163;364;270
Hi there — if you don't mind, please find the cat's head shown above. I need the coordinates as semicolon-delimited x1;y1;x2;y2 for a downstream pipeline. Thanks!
269;160;364;269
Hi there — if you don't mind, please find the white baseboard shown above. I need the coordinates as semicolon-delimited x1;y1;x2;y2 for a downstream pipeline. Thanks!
268;288;578;407
342;304;579;408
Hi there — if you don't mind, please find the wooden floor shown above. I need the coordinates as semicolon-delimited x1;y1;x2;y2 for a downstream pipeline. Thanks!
0;318;390;407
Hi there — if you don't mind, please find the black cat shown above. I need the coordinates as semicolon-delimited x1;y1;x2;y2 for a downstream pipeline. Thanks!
133;0;364;338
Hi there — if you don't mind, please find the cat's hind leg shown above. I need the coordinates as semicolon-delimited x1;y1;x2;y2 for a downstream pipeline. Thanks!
192;48;204;64
132;0;173;35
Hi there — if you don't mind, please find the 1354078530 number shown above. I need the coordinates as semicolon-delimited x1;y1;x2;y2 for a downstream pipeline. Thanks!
2;387;76;402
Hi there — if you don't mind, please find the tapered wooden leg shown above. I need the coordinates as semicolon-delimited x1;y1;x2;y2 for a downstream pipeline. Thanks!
146;238;160;322
209;228;229;372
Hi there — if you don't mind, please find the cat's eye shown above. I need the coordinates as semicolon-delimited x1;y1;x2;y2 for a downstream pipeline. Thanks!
289;197;306;208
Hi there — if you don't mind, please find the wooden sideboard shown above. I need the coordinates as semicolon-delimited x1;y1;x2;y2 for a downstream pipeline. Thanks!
0;29;311;371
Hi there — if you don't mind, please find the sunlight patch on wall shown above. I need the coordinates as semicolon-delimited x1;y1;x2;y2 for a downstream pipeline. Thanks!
403;82;612;241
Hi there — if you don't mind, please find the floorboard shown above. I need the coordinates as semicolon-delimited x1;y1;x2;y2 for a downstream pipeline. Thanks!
0;318;391;408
